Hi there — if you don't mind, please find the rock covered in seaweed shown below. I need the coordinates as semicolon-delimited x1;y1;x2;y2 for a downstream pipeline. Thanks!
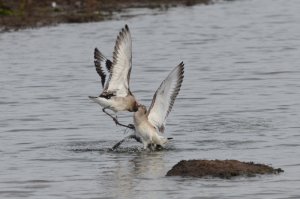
166;159;283;179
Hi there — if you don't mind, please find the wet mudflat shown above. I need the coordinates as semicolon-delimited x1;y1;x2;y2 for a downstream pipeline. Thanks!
0;0;212;31
1;0;300;198
166;160;284;178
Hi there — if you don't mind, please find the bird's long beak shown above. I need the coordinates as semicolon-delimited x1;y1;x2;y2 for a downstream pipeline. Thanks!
88;96;99;103
133;102;139;112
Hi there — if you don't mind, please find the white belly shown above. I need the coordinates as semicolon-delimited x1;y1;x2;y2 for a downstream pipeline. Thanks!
90;96;127;112
135;122;154;142
135;121;167;148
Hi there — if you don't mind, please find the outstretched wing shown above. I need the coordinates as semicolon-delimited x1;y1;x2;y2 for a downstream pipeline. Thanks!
94;48;112;88
147;62;184;133
94;48;106;88
105;25;132;97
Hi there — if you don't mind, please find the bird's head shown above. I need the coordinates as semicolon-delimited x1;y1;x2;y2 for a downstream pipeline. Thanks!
137;104;147;114
132;101;139;112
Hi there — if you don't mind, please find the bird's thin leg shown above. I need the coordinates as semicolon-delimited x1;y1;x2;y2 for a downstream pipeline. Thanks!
102;108;116;120
112;134;142;150
111;138;126;151
102;108;135;130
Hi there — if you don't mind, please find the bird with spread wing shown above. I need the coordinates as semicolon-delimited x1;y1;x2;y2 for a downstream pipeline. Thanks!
89;25;138;129
112;62;184;150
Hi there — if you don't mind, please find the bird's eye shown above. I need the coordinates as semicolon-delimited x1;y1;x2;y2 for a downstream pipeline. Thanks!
107;96;111;99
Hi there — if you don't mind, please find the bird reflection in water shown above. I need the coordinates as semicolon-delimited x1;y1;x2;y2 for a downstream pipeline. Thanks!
111;151;166;198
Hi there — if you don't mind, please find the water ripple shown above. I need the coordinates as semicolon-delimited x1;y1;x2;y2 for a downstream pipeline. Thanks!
1;0;300;198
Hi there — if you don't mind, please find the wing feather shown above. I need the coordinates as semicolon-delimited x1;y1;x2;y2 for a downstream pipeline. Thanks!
106;25;132;97
147;62;184;133
94;48;107;88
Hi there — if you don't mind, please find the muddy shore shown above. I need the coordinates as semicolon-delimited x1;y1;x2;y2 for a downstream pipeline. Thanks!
0;0;212;32
166;160;284;179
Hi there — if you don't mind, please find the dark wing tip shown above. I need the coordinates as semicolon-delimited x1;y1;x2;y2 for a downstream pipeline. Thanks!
165;62;185;118
106;59;112;72
93;48;106;88
119;24;130;40
177;61;185;83
178;61;185;87
112;24;131;66
94;47;108;62
94;48;100;60
125;24;129;31
94;60;106;88
179;61;184;72
120;24;130;39
94;47;112;73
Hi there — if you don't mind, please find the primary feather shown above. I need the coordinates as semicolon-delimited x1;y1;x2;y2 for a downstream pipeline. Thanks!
147;62;184;133
106;25;132;97
94;48;107;88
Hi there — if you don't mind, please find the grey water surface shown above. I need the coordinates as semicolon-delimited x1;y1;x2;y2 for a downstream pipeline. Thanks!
1;0;300;198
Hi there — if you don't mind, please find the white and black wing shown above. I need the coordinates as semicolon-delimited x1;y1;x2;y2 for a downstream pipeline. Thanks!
94;48;112;88
105;25;132;97
147;62;184;133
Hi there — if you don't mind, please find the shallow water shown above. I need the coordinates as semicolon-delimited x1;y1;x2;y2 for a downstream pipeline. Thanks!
1;0;300;198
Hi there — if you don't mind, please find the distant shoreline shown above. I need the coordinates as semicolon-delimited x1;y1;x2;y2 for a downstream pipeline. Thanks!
0;0;212;32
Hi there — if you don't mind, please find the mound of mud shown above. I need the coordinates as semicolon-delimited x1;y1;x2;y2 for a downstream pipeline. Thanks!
166;159;283;179
0;0;212;31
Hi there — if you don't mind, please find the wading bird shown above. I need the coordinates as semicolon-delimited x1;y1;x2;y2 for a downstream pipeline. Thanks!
89;25;138;129
112;62;184;150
